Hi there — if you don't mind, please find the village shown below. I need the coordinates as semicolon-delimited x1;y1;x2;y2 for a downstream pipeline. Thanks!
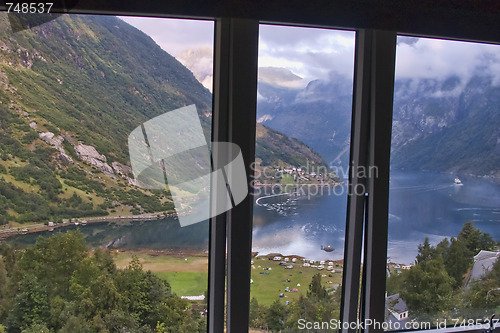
253;162;343;188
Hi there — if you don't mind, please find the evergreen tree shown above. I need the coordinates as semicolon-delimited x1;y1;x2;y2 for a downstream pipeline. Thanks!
249;297;266;329
386;270;404;295
18;231;87;299
435;237;450;259
285;294;317;330
307;273;328;300
400;256;454;319
444;237;472;288
7;274;50;332
416;238;437;264
0;232;201;332
458;221;495;254
266;300;287;333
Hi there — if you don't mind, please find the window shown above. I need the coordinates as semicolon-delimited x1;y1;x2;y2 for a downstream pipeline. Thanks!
0;2;498;333
0;12;213;332
249;24;355;331
386;36;500;330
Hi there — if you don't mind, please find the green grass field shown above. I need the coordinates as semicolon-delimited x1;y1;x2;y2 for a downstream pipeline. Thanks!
155;272;208;296
250;257;342;306
279;174;297;185
113;252;209;296
112;252;342;305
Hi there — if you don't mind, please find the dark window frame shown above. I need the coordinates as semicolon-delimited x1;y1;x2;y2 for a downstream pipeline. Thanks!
2;2;499;332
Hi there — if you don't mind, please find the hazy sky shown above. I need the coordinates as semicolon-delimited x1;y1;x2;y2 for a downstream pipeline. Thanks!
120;16;357;84
121;16;214;57
396;37;500;85
120;16;500;88
258;24;355;81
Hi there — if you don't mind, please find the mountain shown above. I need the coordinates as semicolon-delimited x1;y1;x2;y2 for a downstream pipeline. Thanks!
257;69;353;167
0;13;325;225
256;67;500;178
390;75;500;177
258;66;304;88
255;124;325;168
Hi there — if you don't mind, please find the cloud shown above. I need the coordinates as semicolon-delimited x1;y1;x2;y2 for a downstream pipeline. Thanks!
119;15;500;98
395;37;500;84
258;25;356;81
122;18;356;89
120;16;214;57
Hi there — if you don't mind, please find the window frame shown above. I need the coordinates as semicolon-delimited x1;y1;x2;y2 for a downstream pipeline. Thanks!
1;1;499;332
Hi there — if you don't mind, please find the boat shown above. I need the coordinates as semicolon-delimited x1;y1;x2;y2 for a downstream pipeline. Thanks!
454;178;463;185
321;245;335;252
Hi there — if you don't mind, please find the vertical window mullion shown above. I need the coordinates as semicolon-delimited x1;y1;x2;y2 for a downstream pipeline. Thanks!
224;18;259;333
364;29;396;333
340;29;372;333
341;29;397;333
208;17;231;333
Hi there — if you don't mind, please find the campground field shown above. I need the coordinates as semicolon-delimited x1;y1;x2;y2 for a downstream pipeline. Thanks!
112;251;343;306
250;256;342;306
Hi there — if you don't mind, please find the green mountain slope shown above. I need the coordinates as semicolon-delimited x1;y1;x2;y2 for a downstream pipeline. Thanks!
0;13;326;225
390;76;500;177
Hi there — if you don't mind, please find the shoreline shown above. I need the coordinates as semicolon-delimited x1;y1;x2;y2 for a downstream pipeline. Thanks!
0;181;347;240
0;210;178;240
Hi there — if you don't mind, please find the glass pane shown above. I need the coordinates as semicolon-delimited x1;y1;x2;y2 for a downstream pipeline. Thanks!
0;13;212;331
250;24;355;331
387;36;500;330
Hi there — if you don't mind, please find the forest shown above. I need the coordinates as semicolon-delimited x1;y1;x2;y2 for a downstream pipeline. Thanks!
387;222;500;323
0;231;206;332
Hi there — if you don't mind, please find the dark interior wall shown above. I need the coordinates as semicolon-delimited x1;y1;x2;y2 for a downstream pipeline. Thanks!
39;0;500;43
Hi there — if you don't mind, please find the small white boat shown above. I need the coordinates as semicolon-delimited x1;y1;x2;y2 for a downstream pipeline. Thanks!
454;178;463;185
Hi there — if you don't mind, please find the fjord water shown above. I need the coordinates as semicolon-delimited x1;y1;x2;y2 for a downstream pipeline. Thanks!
6;172;500;264
388;172;500;263
252;171;500;264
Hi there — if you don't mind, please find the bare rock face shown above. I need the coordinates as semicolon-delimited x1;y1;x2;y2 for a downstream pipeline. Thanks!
58;152;73;164
39;131;73;164
74;143;115;177
111;161;132;177
112;161;137;185
39;132;64;150
19;49;33;69
63;134;75;145
74;144;107;161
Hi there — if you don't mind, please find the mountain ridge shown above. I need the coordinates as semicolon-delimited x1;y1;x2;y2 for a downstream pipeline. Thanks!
0;13;327;225
256;66;500;178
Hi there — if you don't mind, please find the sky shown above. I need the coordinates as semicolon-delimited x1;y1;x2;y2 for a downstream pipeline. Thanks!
120;16;500;89
121;16;214;57
396;37;500;85
120;16;357;87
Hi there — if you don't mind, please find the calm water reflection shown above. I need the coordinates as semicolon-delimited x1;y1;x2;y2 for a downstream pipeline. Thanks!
6;172;500;265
